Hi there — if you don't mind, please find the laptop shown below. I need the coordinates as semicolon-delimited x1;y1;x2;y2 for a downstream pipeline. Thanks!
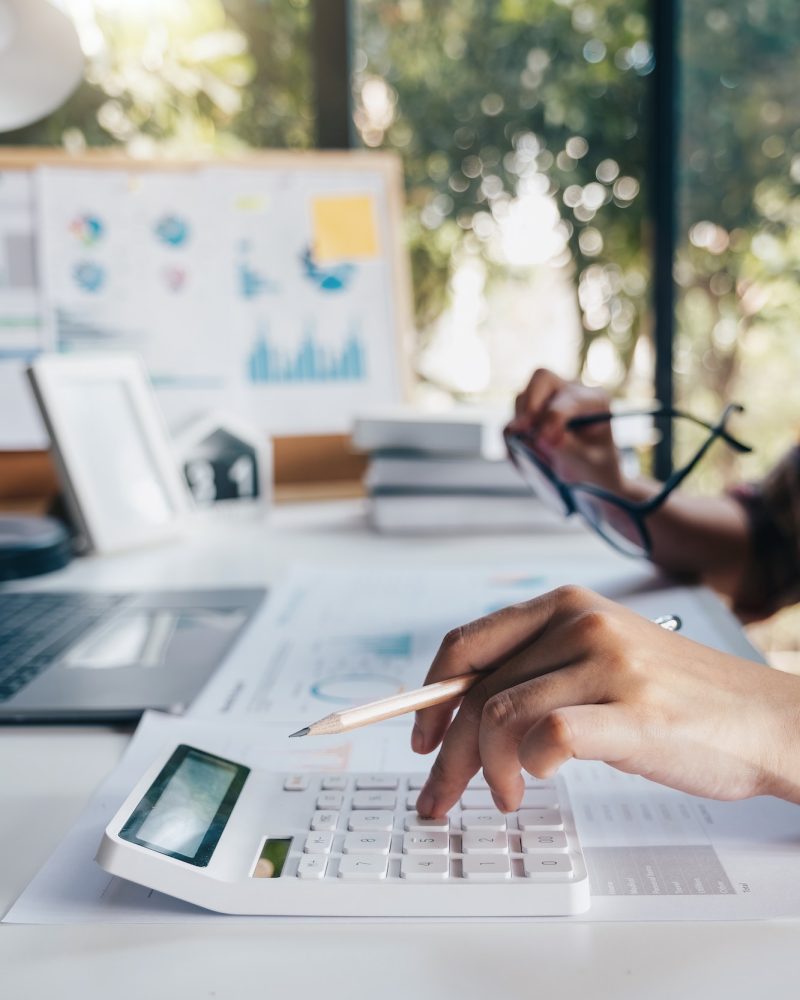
0;588;265;723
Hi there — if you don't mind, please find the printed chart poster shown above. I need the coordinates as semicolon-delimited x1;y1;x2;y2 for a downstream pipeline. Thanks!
34;167;242;428
33;162;407;437
207;166;403;436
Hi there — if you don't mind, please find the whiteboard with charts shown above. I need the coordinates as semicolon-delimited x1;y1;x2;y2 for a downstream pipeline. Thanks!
0;151;413;448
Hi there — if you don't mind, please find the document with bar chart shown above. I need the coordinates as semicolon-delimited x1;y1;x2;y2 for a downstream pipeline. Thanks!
209;165;404;435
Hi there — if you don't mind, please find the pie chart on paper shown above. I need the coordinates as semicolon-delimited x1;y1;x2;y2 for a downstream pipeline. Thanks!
310;673;405;705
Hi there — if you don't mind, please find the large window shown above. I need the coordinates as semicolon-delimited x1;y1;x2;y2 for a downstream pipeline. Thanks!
676;1;800;489
353;1;653;400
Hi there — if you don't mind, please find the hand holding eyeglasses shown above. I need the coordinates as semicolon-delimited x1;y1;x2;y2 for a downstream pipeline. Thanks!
505;368;753;558
508;369;626;492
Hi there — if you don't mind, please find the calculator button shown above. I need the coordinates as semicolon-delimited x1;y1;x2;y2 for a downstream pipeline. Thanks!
517;809;563;831
460;792;497;810
522;854;574;879
400;855;449;880
521;790;558;808
304;832;333;854
310;811;339;831
402;832;448;854
342;832;392;855
297;855;328;879
460;810;506;832
461;856;511;880
352;791;396;810
338;855;388;880
347;811;394;832
521;831;568;853
321;776;348;791
406;794;419;810
461;831;508;854
404;813;449;833
406;775;428;790
283;775;309;791
461;791;556;810
355;776;399;790
316;792;344;810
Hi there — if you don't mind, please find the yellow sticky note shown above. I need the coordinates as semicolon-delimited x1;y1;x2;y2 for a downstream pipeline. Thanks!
312;194;380;262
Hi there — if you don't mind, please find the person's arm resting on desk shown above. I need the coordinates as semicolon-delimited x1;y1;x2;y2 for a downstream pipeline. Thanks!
410;369;800;815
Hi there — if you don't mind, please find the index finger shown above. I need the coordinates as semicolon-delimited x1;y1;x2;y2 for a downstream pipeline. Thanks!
508;368;566;433
412;590;563;754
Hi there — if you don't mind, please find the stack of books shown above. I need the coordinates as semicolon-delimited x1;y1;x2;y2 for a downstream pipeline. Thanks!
352;409;569;534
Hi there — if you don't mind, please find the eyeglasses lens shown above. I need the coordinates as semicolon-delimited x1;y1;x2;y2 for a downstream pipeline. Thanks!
507;437;570;517
571;491;647;557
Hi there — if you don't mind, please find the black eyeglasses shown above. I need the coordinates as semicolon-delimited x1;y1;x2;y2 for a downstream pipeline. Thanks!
505;403;753;558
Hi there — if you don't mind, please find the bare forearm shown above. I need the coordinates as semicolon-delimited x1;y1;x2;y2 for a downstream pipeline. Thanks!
621;478;751;598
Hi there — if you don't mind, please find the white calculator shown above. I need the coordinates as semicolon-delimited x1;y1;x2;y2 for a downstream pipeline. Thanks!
97;743;590;916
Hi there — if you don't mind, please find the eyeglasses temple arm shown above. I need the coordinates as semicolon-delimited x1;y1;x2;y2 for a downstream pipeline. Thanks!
566;406;752;454
639;404;752;513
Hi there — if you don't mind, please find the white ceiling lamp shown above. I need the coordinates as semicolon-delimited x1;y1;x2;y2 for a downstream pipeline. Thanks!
0;0;84;132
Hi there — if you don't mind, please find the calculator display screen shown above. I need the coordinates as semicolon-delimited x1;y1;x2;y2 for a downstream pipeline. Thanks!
119;745;249;867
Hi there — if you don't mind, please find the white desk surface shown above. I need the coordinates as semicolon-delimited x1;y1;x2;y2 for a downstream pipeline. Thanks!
1;501;797;999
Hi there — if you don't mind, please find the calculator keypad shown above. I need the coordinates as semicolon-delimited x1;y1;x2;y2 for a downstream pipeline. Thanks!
271;773;583;885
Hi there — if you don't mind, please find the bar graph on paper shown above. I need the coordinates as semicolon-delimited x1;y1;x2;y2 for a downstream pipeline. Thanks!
247;323;366;385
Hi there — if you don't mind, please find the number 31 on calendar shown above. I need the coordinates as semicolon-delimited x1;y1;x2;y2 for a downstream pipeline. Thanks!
173;412;273;508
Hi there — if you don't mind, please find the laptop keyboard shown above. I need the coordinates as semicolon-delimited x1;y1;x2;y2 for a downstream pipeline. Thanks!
0;593;126;701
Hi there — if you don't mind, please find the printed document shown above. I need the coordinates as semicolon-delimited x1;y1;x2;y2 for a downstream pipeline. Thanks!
6;565;799;925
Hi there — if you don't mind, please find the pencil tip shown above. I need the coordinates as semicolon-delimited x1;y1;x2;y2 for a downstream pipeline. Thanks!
289;727;310;739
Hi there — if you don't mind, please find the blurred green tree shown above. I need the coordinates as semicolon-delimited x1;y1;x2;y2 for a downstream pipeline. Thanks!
354;0;652;387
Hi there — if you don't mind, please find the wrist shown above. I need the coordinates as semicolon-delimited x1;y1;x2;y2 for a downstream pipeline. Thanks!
759;683;800;804
618;476;661;505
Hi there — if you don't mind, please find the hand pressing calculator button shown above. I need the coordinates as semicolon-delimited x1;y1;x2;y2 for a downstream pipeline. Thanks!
405;813;449;832
98;744;590;917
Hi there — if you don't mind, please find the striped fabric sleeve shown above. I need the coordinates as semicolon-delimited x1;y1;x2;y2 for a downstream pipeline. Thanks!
729;445;800;618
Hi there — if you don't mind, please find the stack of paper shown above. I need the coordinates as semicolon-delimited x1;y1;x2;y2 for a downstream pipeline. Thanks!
353;408;567;534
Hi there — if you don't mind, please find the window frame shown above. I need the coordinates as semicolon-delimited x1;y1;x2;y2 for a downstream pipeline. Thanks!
312;0;680;476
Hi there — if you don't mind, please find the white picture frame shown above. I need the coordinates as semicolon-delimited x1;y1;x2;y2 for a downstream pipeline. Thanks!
27;353;193;553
